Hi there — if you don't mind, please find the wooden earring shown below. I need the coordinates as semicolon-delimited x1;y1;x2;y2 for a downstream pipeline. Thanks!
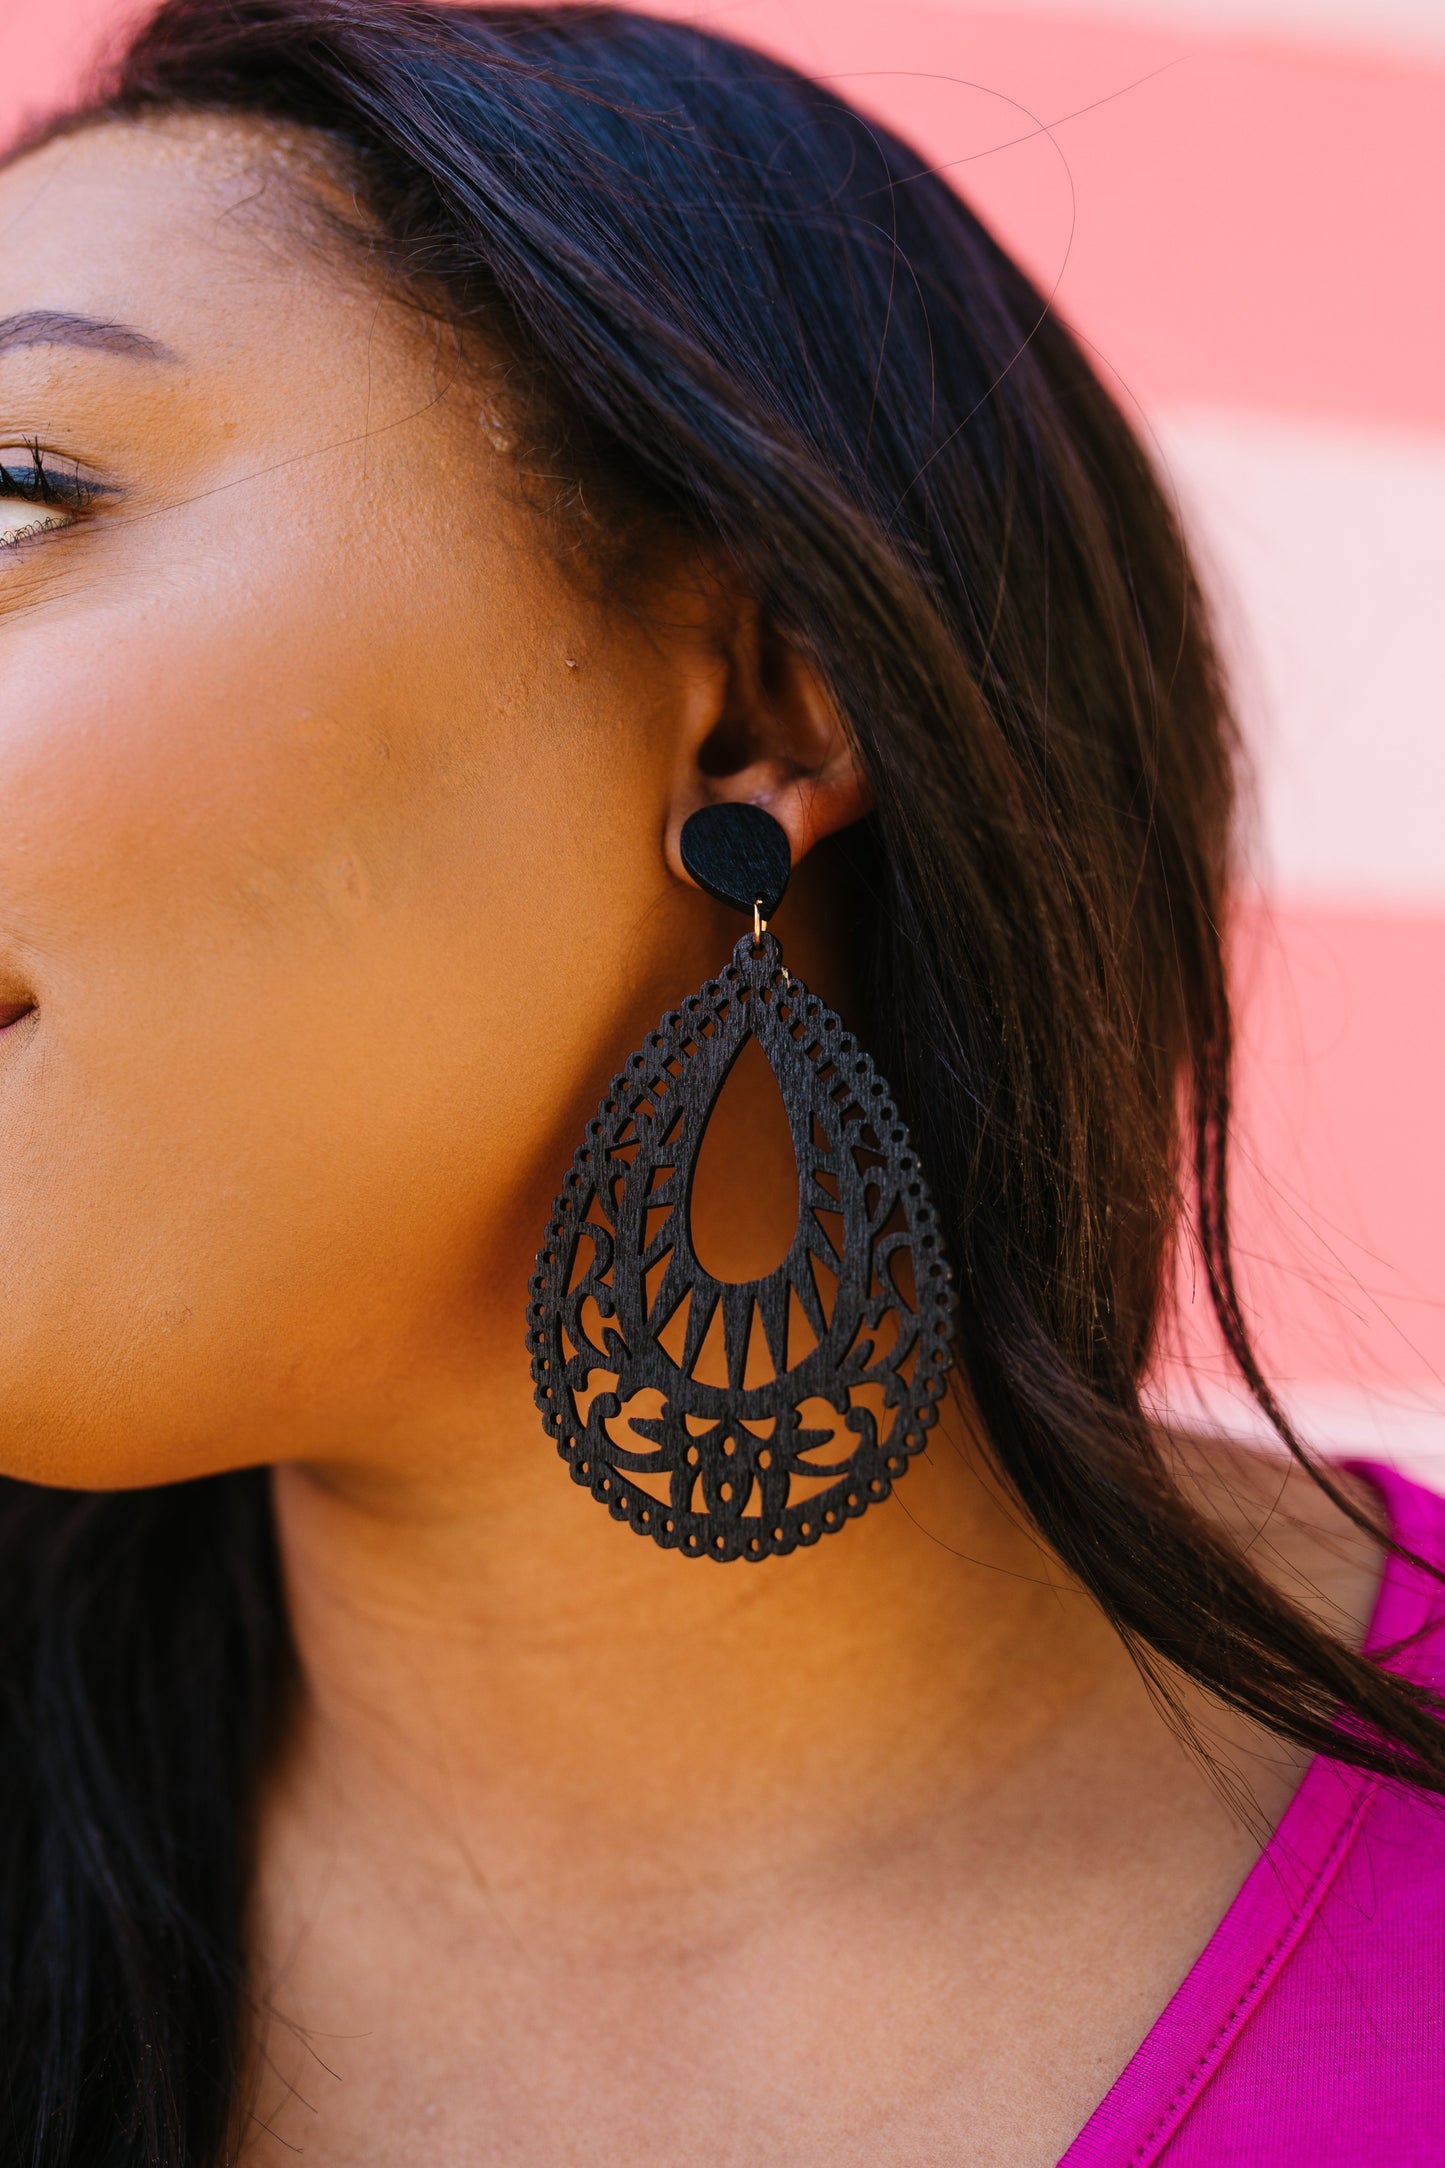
526;803;955;1560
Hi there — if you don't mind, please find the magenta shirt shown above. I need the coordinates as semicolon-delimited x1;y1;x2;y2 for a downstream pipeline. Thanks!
1062;1460;1445;2167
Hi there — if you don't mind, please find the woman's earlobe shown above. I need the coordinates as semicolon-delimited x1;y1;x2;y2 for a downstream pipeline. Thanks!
768;726;873;864
673;639;872;888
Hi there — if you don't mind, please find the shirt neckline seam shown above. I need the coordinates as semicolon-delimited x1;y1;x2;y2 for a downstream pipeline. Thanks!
1123;1771;1382;2166
1061;1456;1439;2167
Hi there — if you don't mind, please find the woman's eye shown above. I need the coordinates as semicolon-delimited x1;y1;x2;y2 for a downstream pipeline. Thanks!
0;445;96;550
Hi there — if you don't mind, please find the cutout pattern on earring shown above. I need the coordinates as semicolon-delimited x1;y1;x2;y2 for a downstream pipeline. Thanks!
527;818;955;1558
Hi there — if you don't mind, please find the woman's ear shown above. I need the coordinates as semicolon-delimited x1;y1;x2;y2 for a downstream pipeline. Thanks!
663;592;872;896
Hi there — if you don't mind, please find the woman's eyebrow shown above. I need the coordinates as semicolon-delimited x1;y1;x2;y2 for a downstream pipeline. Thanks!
0;310;178;363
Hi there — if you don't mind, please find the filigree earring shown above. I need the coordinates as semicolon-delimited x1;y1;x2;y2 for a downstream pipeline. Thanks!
526;803;955;1560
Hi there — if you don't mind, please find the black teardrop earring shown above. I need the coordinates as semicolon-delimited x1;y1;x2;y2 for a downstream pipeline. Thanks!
526;803;955;1560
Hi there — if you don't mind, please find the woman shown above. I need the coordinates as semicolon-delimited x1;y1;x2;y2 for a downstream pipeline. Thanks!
0;2;1439;2160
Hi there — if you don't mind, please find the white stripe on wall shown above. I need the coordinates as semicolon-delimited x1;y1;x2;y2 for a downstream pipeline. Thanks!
1155;411;1445;905
937;0;1445;61
1147;1375;1445;1482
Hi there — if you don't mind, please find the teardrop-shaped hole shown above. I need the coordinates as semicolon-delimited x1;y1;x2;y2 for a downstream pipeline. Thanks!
689;1033;800;1285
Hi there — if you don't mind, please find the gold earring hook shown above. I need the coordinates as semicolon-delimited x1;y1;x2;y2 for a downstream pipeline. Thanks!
755;897;790;983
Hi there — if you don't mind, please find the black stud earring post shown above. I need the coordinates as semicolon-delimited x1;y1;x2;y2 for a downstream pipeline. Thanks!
527;802;955;1560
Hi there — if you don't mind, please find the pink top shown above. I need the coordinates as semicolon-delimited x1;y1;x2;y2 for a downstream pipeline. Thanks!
1062;1460;1445;2168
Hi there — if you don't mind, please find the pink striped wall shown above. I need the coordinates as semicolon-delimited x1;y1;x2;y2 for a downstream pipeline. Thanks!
1184;906;1445;1414
647;1;1445;432
4;0;1442;1457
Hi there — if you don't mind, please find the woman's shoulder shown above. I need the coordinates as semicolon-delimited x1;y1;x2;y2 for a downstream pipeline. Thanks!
1164;1432;1414;1658
1070;1441;1445;2168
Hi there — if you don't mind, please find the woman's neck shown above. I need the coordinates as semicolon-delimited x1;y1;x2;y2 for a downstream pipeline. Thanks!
264;1367;1131;1927
246;1364;1381;2166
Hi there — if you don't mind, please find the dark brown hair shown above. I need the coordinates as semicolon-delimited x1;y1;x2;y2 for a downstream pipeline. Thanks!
2;4;1441;2160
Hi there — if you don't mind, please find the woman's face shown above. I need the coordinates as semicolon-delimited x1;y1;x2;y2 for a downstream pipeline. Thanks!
0;115;764;1488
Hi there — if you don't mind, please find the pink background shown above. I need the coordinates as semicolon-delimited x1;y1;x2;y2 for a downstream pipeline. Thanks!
3;0;1442;1469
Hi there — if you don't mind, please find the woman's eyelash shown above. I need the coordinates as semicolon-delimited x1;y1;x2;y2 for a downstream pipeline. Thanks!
0;441;98;512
